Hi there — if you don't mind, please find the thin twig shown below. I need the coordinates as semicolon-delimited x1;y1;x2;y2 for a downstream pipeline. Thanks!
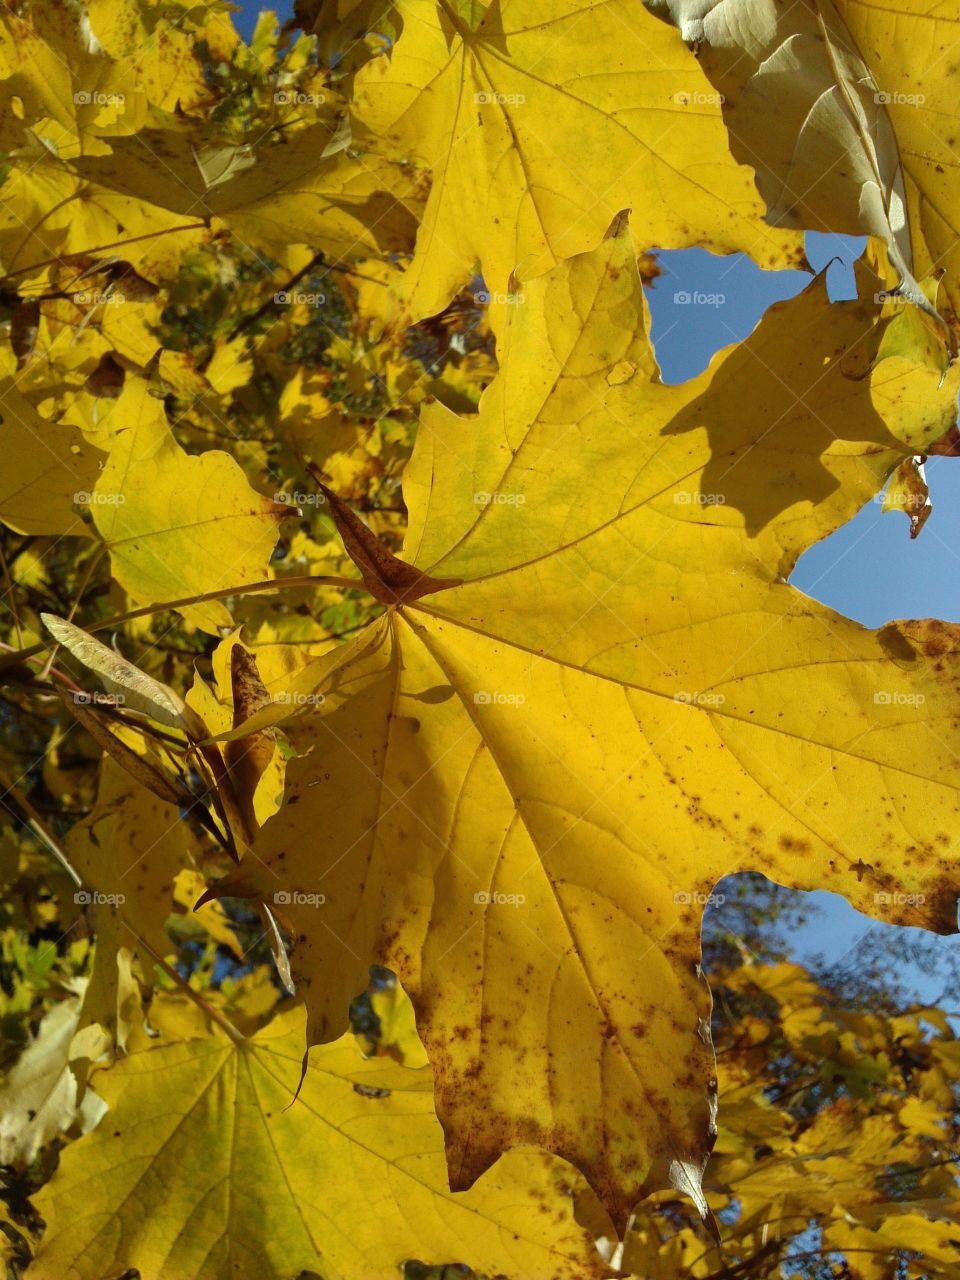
0;768;83;888
122;924;247;1045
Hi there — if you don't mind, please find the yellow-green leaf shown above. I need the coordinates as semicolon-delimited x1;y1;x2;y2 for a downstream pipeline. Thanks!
90;379;286;631
27;1004;608;1280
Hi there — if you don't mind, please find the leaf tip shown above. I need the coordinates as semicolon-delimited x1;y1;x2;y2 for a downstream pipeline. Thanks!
604;208;632;240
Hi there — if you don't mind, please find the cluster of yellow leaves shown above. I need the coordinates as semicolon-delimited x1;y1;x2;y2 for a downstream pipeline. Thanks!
0;0;958;1278
627;960;960;1279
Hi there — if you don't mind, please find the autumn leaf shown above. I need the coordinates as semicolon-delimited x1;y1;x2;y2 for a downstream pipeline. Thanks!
3;5;960;1275
833;0;960;334
625;954;960;1277
352;0;804;322
0;991;104;1167
0;375;103;537
646;0;960;338
42;613;204;733
0;161;204;286
88;379;287;631
294;0;403;77
883;456;931;539
217;217;960;1230
66;756;196;971
27;1002;609;1280
0;0;417;287
72;125;420;267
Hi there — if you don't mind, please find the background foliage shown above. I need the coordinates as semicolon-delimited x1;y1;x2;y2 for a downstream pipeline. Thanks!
0;2;958;1278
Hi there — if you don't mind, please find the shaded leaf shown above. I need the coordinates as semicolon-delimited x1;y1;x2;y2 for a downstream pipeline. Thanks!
27;1005;609;1280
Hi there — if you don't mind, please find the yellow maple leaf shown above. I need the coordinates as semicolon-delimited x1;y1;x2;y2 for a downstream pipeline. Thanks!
215;219;960;1228
89;378;286;631
352;0;804;322
28;1003;609;1280
0;375;103;537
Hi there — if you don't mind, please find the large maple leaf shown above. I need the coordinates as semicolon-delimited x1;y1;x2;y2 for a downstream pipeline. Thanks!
217;218;960;1228
352;0;804;322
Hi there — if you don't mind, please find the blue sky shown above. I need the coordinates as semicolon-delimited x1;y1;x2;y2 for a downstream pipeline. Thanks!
647;234;960;996
234;2;959;997
233;1;293;41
